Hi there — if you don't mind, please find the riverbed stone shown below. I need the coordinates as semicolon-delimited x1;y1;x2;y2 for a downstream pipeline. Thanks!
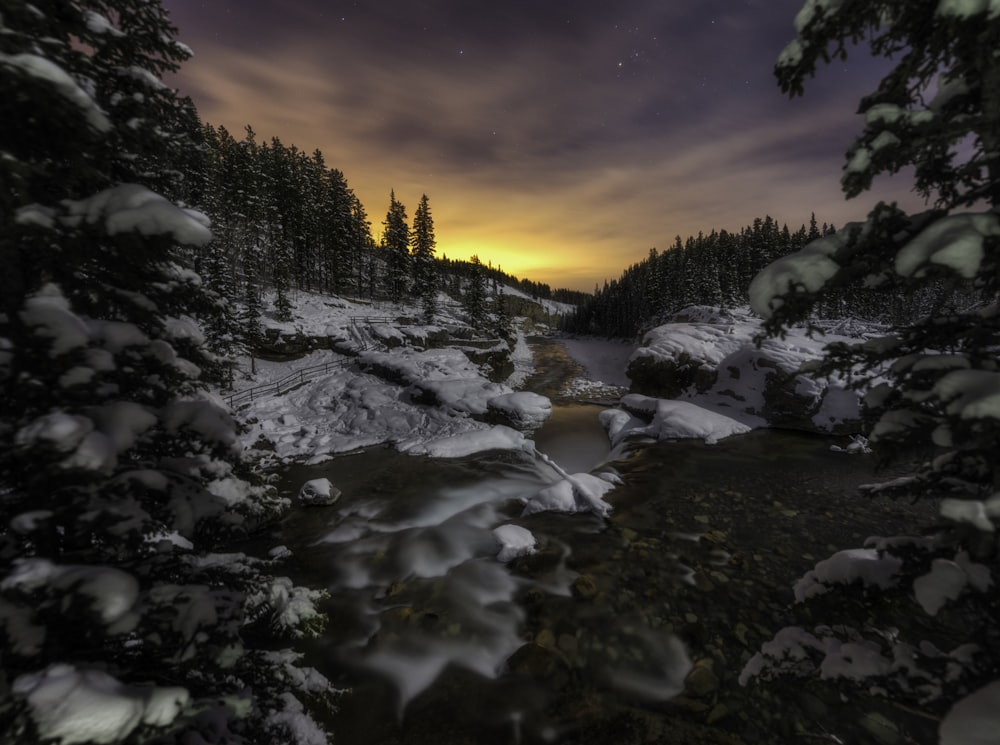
571;574;598;600
684;658;720;698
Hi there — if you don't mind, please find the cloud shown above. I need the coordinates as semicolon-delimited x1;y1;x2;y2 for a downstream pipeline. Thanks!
163;0;915;291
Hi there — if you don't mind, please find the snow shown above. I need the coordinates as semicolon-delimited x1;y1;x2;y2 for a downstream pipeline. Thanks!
793;548;903;602
845;147;871;174
265;692;328;745
617;395;752;445
940;494;1000;531
628;306;861;433
895;212;1000;279
912;553;993;616
19;284;91;356
936;0;998;20
487;391;552;429
940;681;1000;745
63;184;213;247
404;425;529;458
749;230;851;318
521;472;616;518
297;478;341;506
493;524;537;562
0;52;111;133
794;0;845;32
162;400;238;447
12;664;188;745
931;369;1000;420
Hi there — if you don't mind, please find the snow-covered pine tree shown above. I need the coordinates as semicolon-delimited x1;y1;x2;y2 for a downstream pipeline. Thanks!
382;190;410;303
744;1;1000;740
463;255;489;331
410;193;438;320
0;3;333;743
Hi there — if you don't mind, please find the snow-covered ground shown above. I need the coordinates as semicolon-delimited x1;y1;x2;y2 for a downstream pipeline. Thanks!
221;288;555;464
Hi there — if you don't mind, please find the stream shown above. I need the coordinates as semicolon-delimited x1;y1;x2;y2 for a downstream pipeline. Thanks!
267;338;938;745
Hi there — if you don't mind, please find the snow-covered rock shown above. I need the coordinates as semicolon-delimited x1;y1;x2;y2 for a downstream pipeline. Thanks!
521;472;616;518
492;524;537;562
297;478;341;506
486;391;552;430
613;394;752;445
626;306;863;434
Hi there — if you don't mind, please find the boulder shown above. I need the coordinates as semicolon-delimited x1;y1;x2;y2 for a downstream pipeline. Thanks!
626;306;863;435
297;478;341;506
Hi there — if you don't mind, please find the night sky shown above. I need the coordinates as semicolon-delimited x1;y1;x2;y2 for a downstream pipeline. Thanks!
162;0;919;292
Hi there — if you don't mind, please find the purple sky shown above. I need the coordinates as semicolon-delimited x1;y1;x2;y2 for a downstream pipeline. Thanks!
162;0;920;291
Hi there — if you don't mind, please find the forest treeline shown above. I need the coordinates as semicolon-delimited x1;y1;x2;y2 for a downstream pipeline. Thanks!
562;213;982;338
183;122;588;349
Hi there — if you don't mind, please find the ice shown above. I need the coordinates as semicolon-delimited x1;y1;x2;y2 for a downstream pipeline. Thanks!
493;524;537;562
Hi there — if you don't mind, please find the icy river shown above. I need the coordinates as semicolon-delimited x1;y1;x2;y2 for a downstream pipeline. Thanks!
264;339;935;745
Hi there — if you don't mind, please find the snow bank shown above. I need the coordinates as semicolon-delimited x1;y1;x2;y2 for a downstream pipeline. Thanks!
521;472;616;518
618;394;752;445
487;391;552;429
403;425;529;458
627;306;862;434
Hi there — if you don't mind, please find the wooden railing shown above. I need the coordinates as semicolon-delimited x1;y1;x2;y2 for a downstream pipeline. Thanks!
225;359;352;407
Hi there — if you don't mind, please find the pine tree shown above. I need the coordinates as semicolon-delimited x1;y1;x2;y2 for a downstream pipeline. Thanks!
411;193;438;320
0;4;332;742
745;1;1000;736
463;255;489;330
382;191;410;303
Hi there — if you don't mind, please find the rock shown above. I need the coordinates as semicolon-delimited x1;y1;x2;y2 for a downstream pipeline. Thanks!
506;643;565;682
707;703;731;725
626;306;864;435
297;477;341;506
534;628;556;649
571;574;598;600
557;633;579;657
486;391;552;430
684;658;720;698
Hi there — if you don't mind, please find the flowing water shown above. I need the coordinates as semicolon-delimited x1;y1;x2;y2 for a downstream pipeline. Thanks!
265;339;937;745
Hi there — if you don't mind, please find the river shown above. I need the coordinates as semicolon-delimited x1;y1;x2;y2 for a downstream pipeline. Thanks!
268;337;937;745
